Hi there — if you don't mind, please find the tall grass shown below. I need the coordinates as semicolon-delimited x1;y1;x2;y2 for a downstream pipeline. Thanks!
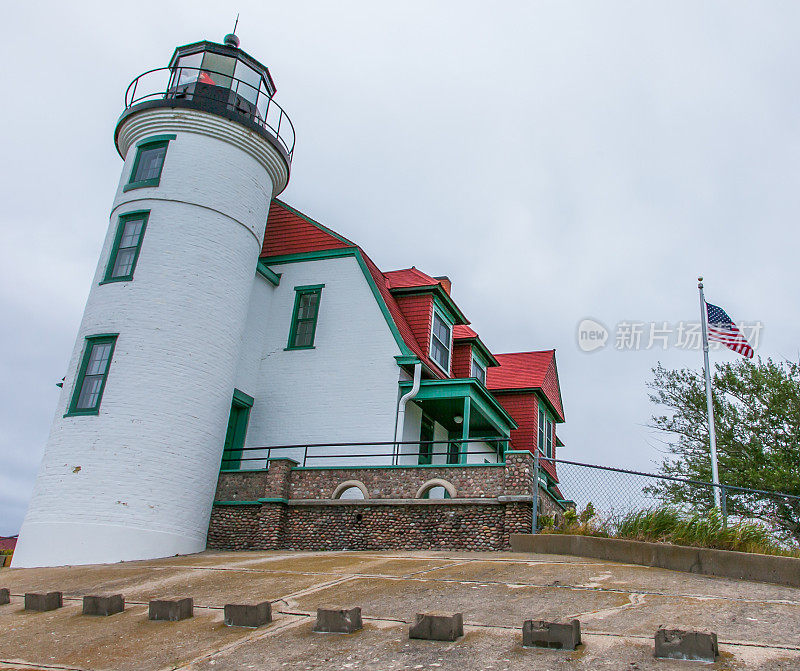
546;505;799;557
617;507;800;556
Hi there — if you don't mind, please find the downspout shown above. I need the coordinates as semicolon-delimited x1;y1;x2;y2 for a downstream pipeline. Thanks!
394;363;422;464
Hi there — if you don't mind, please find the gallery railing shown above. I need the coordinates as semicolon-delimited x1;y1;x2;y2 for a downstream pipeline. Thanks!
123;66;295;160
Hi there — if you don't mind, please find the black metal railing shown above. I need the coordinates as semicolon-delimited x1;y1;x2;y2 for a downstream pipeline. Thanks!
123;66;295;160
220;438;510;469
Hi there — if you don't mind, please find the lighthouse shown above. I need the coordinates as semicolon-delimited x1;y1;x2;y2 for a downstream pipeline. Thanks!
13;35;293;567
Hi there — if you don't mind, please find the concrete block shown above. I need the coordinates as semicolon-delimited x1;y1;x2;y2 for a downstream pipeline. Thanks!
409;612;464;641
148;598;193;621
224;602;272;628
523;619;581;650
83;594;125;616
0;588;9;605
313;606;363;634
655;628;719;662
24;592;63;612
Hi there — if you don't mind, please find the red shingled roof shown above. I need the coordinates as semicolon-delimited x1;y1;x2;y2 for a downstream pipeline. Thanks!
487;351;564;421
383;267;440;290
453;325;478;339
0;536;17;551
261;200;354;257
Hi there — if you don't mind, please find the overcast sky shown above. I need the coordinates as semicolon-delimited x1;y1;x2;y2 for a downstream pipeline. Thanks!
2;2;799;534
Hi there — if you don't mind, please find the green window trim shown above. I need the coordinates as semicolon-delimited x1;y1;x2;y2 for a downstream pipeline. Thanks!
538;402;555;459
100;210;150;284
286;285;324;350
429;305;453;374
123;135;175;192
65;334;119;417
470;351;487;386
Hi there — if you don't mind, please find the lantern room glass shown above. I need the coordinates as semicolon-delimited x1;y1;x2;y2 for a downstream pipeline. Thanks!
168;48;270;120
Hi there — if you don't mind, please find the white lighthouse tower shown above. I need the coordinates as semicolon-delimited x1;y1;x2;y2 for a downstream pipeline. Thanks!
13;35;293;567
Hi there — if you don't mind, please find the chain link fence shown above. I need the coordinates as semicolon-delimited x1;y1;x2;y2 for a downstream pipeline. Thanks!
536;455;800;551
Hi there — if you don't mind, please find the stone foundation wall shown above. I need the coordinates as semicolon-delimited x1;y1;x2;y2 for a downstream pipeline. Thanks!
207;451;561;552
208;501;514;551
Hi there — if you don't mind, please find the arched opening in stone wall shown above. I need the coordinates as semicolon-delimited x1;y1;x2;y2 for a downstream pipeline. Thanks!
416;479;456;500
332;480;368;500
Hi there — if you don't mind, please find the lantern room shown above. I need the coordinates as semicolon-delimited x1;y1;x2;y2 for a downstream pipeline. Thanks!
117;34;294;165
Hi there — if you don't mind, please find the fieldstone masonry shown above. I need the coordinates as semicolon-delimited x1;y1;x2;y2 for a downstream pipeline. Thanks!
208;452;564;552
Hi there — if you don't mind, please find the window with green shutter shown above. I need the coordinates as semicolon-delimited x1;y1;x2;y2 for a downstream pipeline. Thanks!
286;285;324;350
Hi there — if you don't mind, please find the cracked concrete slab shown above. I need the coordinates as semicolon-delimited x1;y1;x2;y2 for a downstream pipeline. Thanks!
289;576;632;625
418;559;800;602
1;549;799;670
183;621;800;671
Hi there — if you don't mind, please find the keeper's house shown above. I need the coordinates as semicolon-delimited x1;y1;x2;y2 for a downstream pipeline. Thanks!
14;33;566;567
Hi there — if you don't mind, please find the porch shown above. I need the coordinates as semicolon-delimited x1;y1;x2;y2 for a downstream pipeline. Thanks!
397;378;518;466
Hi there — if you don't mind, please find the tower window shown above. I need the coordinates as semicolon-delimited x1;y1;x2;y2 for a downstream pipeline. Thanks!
286;285;324;350
123;135;175;191
430;308;452;373
102;211;149;283
66;334;118;416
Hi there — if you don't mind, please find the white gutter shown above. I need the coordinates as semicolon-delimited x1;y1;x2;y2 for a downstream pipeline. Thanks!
394;362;422;463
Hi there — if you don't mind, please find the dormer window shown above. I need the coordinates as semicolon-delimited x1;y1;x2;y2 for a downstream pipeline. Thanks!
538;404;554;458
430;308;452;373
471;355;486;385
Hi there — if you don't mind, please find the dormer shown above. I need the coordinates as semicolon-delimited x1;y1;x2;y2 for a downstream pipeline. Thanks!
384;268;469;377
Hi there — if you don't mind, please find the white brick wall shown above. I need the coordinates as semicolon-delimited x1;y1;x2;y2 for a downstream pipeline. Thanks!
13;111;283;567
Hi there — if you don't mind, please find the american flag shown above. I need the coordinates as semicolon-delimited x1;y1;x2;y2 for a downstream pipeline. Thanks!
705;302;754;358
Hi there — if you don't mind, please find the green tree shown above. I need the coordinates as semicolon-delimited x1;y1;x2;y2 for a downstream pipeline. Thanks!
647;358;800;544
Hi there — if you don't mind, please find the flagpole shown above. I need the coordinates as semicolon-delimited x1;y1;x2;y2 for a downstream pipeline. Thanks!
698;277;722;508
